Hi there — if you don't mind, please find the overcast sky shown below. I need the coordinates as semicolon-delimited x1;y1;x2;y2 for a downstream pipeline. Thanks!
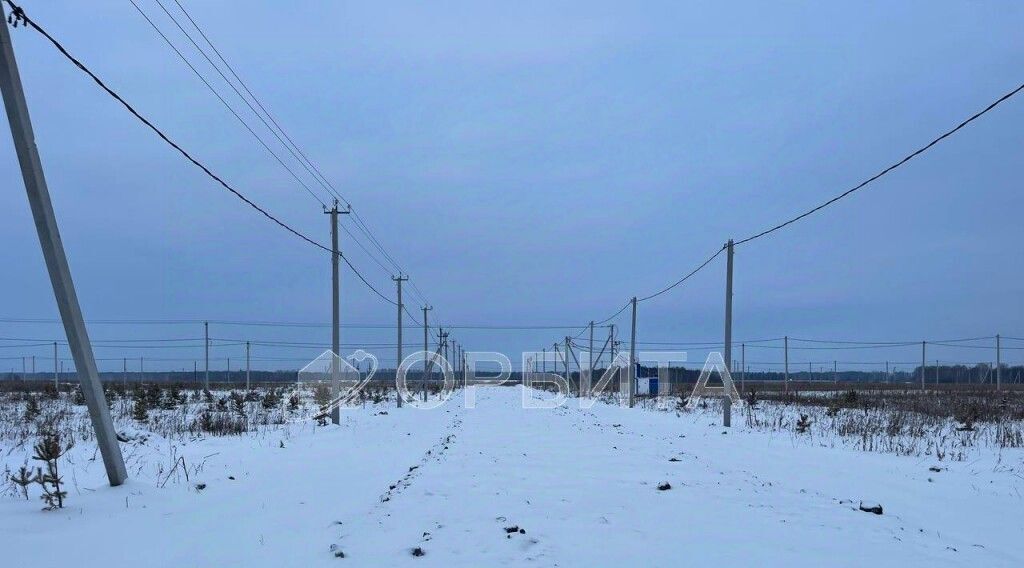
1;1;1022;374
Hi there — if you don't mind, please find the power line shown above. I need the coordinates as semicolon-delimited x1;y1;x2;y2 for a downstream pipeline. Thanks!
594;300;631;326
637;244;727;303
5;2;396;306
164;0;434;310
587;81;1024;327
735;81;1024;245
166;0;342;206
126;0;328;207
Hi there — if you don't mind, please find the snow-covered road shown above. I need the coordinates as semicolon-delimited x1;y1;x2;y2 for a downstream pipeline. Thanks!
4;386;1022;566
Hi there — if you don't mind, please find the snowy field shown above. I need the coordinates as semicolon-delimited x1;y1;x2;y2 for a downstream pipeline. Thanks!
3;385;1023;567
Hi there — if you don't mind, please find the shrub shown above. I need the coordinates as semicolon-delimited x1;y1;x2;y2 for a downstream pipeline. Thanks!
795;414;812;434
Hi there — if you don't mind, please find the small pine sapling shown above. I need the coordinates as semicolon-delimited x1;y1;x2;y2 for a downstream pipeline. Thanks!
145;384;162;408
32;431;73;510
132;397;149;423
23;396;41;422
230;391;247;417
262;389;281;410
10;465;37;500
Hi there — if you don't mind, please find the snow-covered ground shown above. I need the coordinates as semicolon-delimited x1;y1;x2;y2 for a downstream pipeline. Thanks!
3;386;1023;566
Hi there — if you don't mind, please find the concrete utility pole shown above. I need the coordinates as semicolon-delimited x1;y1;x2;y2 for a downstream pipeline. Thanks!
542;348;546;373
564;336;572;395
326;200;349;425
723;239;734;374
0;9;126;485
588;321;594;398
609;324;616;366
553;342;560;384
740;343;746;393
52;341;57;388
628;297;637;408
833;360;837;387
193;361;197;386
204;321;209;390
393;275;407;407
140;356;144;382
123;357;127;388
784;336;789;393
996;334;1002;392
722;240;735;427
245;341;251;390
422;305;431;402
920;341;926;391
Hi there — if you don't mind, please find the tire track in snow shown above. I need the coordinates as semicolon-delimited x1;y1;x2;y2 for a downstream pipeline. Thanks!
329;403;466;559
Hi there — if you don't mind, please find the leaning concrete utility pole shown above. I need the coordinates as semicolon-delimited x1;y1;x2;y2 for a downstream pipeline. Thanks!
0;9;126;485
920;341;926;391
204;320;209;389
996;334;1002;392
326;200;349;424
393;275;407;407
628;297;637;408
422;305;431;401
